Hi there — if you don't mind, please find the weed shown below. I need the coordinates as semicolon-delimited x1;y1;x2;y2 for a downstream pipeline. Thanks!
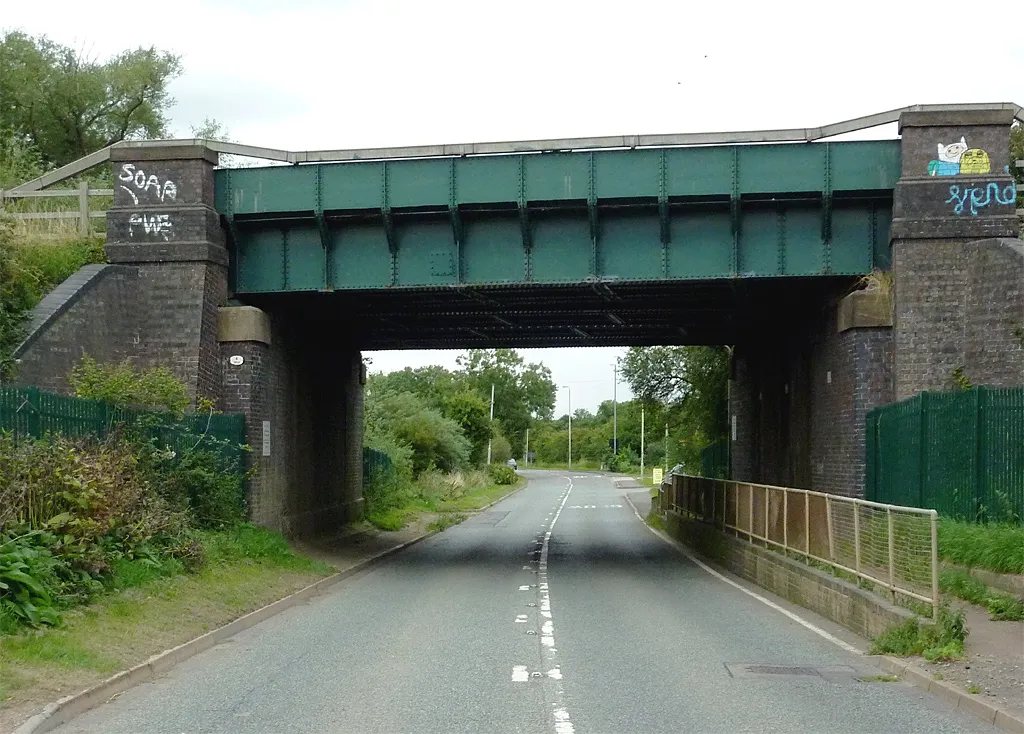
870;604;967;660
940;568;1024;621
198;525;332;575
933;672;944;680
427;514;467;533
859;674;899;682
646;510;666;531
966;683;982;694
938;521;1024;575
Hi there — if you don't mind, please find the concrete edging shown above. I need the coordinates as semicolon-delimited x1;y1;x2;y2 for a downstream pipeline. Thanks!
11;531;439;734
11;478;529;734
873;656;1024;733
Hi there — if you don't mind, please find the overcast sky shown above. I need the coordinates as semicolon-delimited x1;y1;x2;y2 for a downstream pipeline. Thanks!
5;0;1021;414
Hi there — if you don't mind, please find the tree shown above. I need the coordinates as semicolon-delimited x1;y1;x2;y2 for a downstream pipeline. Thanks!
621;346;730;470
456;349;556;456
0;31;182;167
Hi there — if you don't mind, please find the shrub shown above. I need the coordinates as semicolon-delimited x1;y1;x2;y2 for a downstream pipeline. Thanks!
69;356;192;417
489;464;517;485
0;533;61;627
137;439;246;529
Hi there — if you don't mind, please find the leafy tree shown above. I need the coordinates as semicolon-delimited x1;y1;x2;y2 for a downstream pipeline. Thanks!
0;31;182;167
621;346;729;471
0;213;38;378
456;349;555;456
365;390;470;474
440;390;492;464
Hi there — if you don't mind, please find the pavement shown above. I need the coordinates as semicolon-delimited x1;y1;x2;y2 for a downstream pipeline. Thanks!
48;470;1000;734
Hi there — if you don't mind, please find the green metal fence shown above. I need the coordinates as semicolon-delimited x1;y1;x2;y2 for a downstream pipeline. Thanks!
363;446;394;484
699;438;730;479
866;387;1024;522
0;385;247;465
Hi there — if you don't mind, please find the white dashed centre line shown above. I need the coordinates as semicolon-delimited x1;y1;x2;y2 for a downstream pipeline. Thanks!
537;477;575;734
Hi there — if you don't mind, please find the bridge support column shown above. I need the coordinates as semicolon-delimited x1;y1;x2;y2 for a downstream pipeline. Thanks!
218;306;365;535
104;144;228;404
891;109;1020;399
730;288;894;498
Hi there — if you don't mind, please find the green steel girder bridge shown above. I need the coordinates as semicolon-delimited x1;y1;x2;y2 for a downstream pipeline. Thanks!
216;139;898;348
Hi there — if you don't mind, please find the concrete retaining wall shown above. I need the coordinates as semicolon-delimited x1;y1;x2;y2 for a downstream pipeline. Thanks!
663;510;915;640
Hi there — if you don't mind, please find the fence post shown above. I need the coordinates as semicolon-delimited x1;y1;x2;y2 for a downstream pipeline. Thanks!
930;510;940;619
804;492;809;557
783;489;788;551
887;506;895;601
918;392;929;509
78;180;90;235
853;503;861;575
25;386;41;438
748;483;754;540
763;485;769;546
974;387;986;521
825;495;834;561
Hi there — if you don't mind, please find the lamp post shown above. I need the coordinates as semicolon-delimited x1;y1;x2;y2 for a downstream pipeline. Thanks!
562;385;572;470
612;361;618;456
486;383;495;465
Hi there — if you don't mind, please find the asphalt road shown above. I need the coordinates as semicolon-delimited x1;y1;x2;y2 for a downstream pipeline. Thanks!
51;471;997;734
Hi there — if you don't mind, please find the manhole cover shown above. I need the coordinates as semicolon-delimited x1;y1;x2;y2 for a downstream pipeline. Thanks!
724;663;857;680
745;665;819;676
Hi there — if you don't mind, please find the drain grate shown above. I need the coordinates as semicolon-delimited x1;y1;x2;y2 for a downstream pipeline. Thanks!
744;665;820;676
725;663;858;680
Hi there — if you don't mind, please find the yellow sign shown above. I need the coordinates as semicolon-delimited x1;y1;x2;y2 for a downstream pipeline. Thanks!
652;467;663;485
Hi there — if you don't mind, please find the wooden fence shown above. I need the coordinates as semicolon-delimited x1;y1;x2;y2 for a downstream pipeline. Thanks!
0;182;111;234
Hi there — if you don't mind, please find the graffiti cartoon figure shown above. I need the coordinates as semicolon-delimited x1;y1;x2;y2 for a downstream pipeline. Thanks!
927;137;968;176
958;148;991;175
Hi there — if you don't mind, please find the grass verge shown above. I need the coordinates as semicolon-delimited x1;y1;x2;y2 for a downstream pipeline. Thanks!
365;470;523;531
0;525;332;726
939;569;1024;621
938;520;1024;575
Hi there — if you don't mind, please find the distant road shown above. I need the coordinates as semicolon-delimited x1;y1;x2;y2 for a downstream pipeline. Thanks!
51;470;995;733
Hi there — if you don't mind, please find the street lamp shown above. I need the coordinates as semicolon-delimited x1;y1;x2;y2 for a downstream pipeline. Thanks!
561;385;572;470
611;361;618;456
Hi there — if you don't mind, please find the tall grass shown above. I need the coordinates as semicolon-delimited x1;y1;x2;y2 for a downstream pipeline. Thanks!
938;520;1024;575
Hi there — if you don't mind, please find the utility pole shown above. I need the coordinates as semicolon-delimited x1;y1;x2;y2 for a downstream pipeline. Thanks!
563;385;572;470
665;422;669;472
612;361;618;455
525;427;529;466
640;404;645;479
487;383;495;464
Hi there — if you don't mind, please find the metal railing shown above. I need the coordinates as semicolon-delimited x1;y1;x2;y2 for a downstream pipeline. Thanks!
660;474;939;616
0;182;112;234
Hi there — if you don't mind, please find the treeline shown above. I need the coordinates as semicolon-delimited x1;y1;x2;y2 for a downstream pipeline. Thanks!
365;349;555;470
528;346;730;472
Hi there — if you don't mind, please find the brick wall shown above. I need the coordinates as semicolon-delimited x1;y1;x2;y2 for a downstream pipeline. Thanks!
13;265;140;393
730;295;893;499
894;237;1024;398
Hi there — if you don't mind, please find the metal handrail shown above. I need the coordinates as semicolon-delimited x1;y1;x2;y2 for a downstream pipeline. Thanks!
661;474;939;617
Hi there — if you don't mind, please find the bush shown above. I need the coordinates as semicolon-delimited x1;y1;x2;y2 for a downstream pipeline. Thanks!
140;444;246;529
69;356;192;416
489;464;517;485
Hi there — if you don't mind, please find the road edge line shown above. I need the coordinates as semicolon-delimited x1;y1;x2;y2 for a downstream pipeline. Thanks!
11;530;440;734
621;493;861;653
621;494;1024;734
